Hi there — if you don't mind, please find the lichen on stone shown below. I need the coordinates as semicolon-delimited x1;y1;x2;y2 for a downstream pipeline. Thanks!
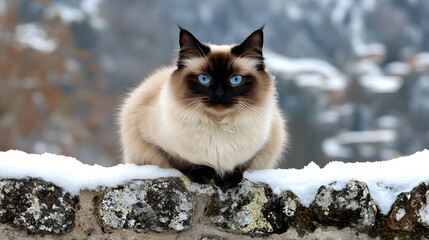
283;193;299;217
26;193;42;221
205;179;274;235
0;178;78;234
240;183;272;233
311;179;377;231
180;175;217;195
96;178;194;232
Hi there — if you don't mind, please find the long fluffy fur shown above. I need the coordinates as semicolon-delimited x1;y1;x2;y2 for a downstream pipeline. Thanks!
119;31;287;178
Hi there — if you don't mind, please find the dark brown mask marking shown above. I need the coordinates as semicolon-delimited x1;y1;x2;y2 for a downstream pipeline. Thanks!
176;26;266;107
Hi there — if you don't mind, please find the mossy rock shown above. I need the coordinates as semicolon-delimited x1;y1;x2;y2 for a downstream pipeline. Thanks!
370;213;429;240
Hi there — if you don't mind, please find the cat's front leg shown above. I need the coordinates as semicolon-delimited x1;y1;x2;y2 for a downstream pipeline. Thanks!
182;164;217;184
215;167;244;191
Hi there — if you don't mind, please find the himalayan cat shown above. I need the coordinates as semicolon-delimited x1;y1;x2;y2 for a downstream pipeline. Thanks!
119;26;287;190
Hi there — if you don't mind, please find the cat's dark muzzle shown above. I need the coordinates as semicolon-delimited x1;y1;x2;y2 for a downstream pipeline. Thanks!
206;99;235;108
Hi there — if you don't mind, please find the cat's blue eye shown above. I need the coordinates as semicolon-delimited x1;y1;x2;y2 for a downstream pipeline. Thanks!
229;75;243;85
198;74;211;85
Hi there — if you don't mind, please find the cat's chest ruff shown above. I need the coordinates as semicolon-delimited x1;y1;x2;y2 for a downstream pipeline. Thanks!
171;114;256;143
161;106;271;171
191;117;239;134
157;84;272;172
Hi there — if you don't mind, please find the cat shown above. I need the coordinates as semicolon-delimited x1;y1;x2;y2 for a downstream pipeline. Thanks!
119;26;287;190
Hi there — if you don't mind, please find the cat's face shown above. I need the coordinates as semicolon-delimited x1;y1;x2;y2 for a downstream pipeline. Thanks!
170;27;273;116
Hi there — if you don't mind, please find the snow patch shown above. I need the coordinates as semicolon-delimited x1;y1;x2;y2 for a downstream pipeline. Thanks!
419;204;429;226
415;52;429;70
396;209;406;221
285;2;302;20
322;138;351;158
385;62;411;76
15;23;57;53
359;75;403;94
354;43;386;59
377;115;399;129
0;150;182;195
354;59;382;76
265;51;346;91
337;130;397;145
331;0;353;24
1;149;429;215
81;0;107;29
45;4;85;22
245;149;429;214
44;0;107;29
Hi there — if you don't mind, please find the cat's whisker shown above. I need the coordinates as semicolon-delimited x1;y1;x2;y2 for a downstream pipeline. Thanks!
176;97;202;103
186;103;205;125
177;105;195;128
178;102;204;128
175;102;202;127
238;101;265;118
238;98;258;104
244;108;265;128
234;104;258;132
236;101;266;129
176;97;203;102
243;109;260;132
190;103;205;123
237;99;267;121
241;105;264;119
240;100;264;114
173;100;201;117
177;101;200;120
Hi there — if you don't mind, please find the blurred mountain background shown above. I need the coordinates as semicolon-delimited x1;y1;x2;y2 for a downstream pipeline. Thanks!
1;0;429;168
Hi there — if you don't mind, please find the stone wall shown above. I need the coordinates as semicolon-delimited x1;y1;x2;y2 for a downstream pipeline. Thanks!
1;177;428;240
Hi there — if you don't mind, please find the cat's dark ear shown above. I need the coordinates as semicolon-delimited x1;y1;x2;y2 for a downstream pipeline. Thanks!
231;26;265;70
177;26;210;69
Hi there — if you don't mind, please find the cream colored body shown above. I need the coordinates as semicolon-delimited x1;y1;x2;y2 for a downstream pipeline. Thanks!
120;65;286;174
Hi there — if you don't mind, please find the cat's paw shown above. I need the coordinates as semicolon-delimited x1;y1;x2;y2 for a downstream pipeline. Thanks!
184;165;216;184
215;168;244;192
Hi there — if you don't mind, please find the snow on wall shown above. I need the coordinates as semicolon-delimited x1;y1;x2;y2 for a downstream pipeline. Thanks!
0;150;181;195
1;149;429;215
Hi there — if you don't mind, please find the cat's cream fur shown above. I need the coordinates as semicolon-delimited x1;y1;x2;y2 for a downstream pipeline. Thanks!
119;28;286;179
